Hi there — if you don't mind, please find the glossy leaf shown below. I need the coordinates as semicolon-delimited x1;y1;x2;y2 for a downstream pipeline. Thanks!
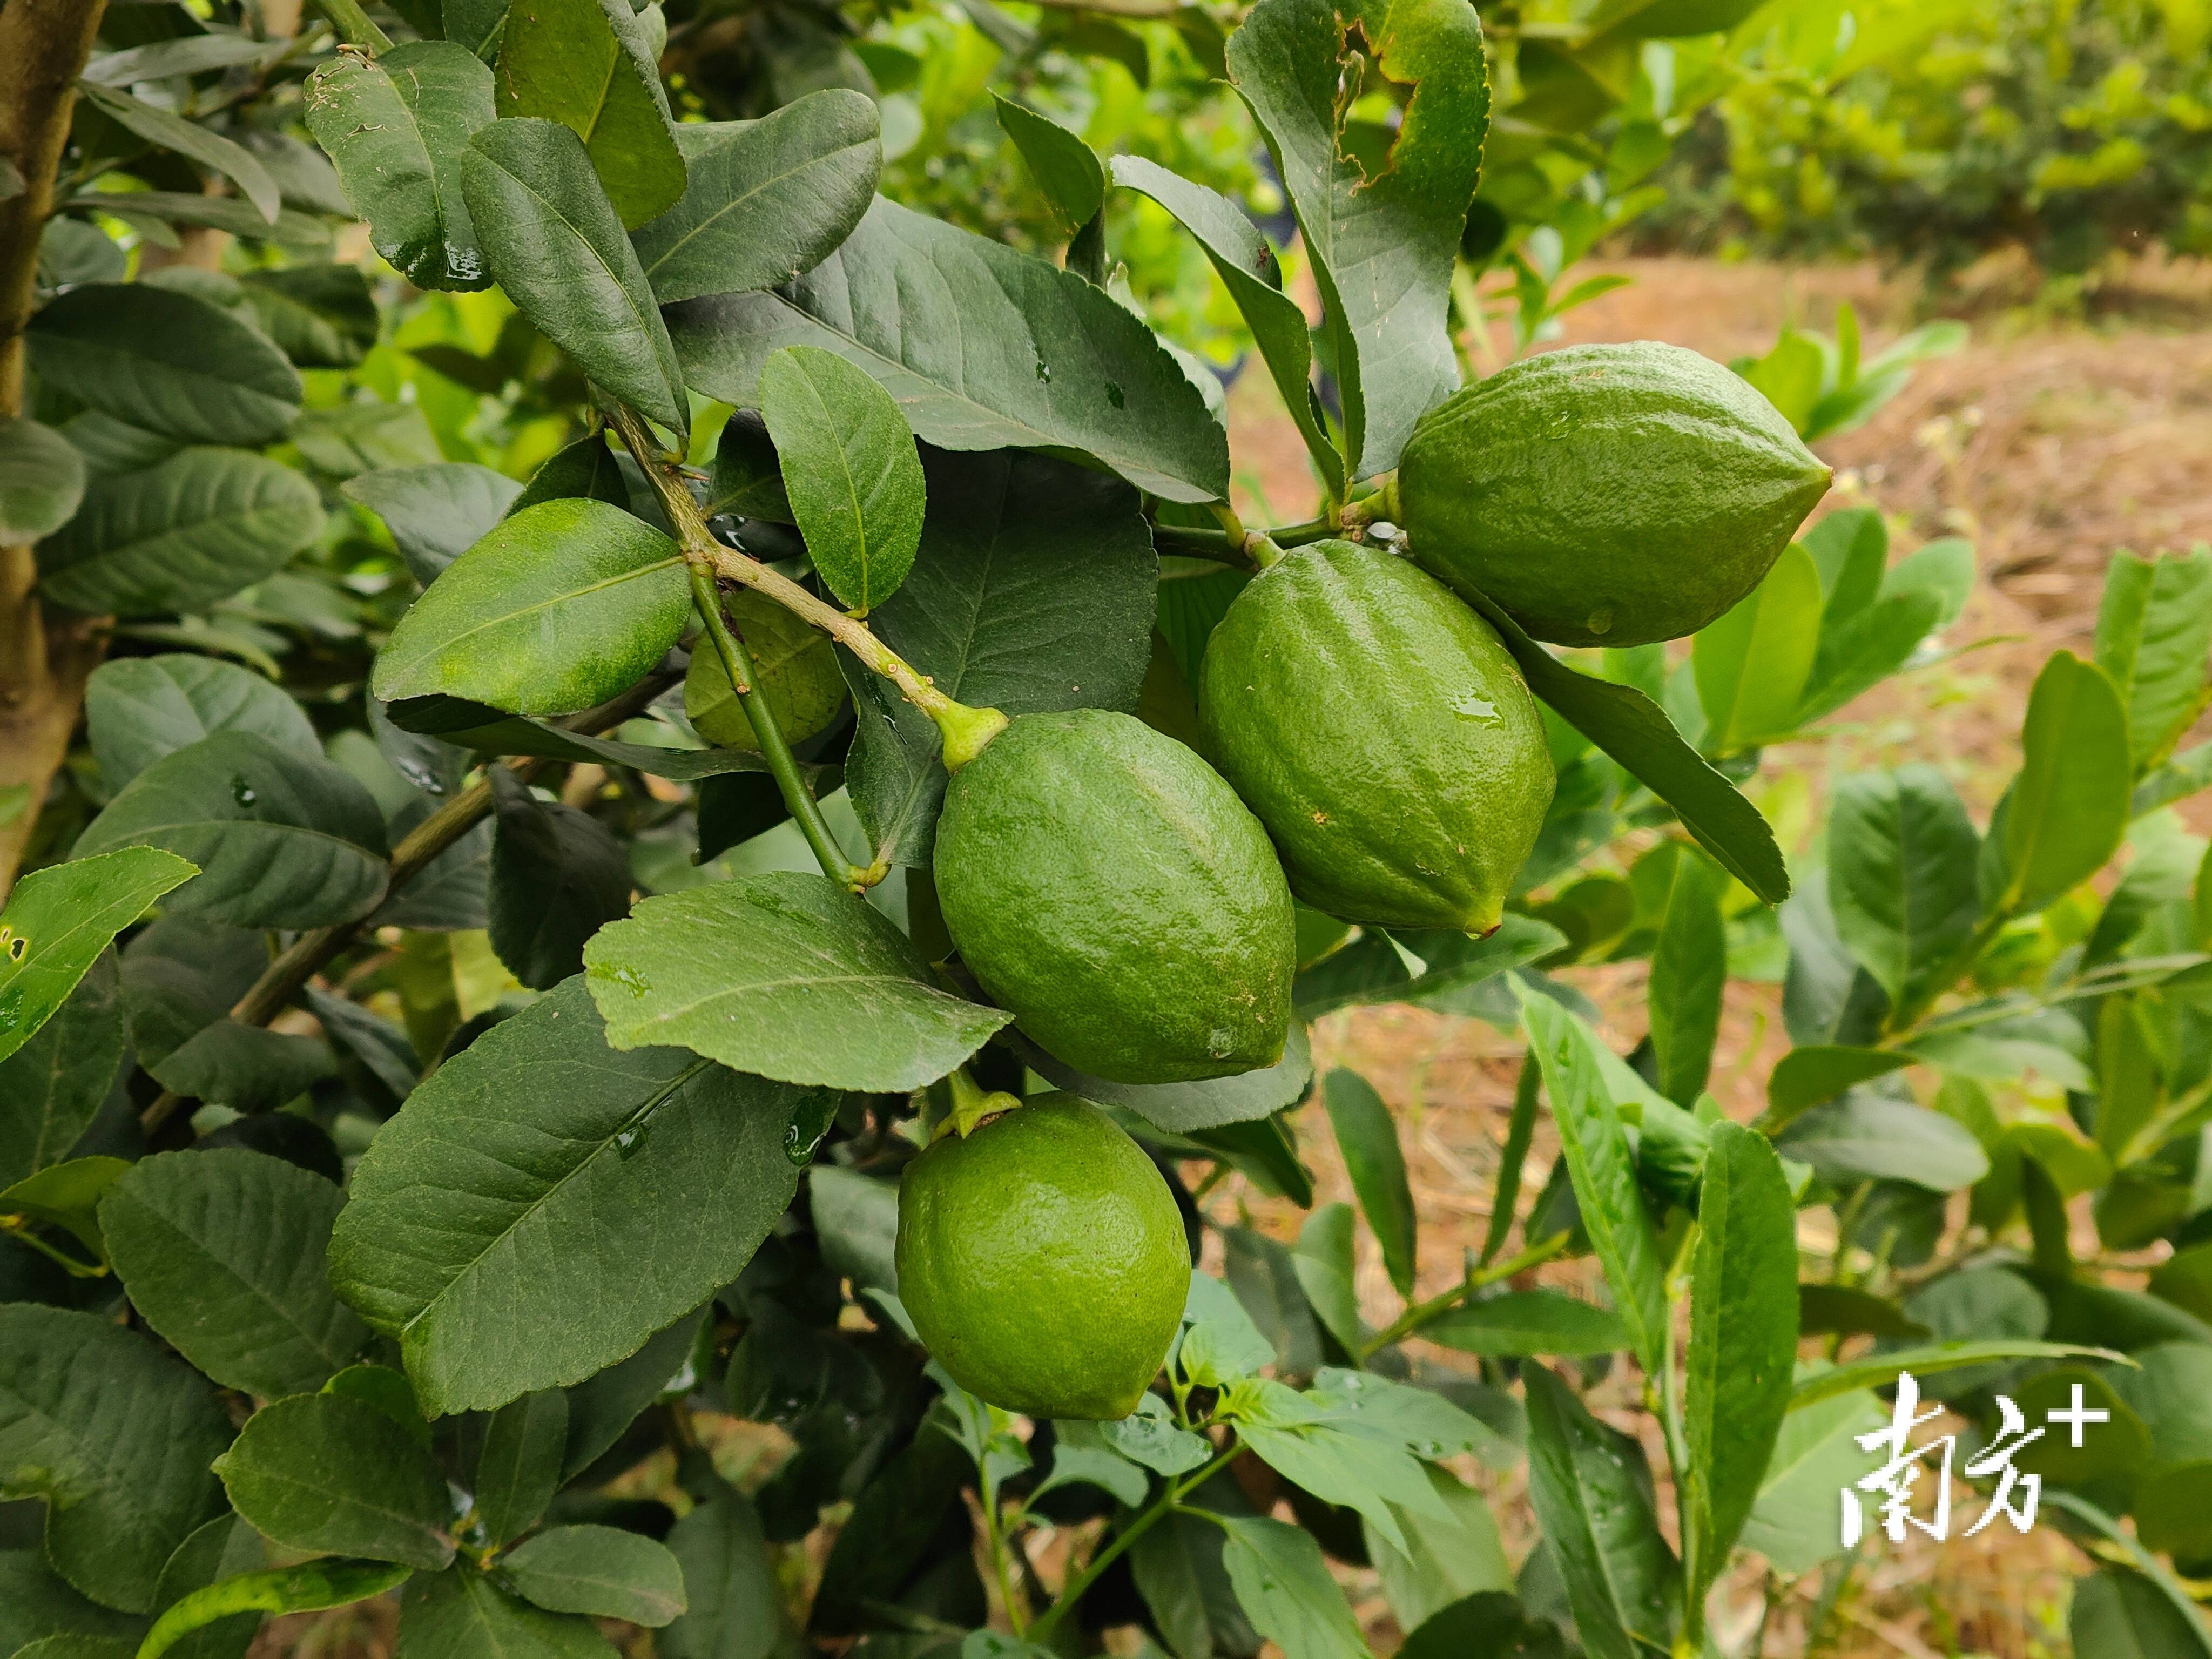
0;951;123;1189
214;1394;453;1569
1692;542;1822;754
1682;1124;1799;1620
1645;848;1724;1103
498;1526;686;1626
1224;0;1487;476
76;733;389;929
101;1149;367;1398
85;655;320;793
1999;651;2131;913
25;285;299;447
585;873;1010;1089
0;1305;231;1614
462;118;689;433
632;91;881;303
139;1561;414;1659
343;463;523;586
487;769;633;989
2098;547;2212;771
0;415;86;542
1422;1290;1628;1357
0;847;193;1068
666;197;1228;503
1320;1068;1415;1295
328;979;801;1414
1796;586;1944;726
494;0;685;228
1826;764;1980;1013
993;95;1104;237
372;498;687;716
1020;1020;1314;1135
38;447;325;618
759;345;925;612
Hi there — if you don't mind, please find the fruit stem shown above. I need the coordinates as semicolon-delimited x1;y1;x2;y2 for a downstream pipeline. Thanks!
608;402;1009;774
687;563;872;892
939;1067;1021;1139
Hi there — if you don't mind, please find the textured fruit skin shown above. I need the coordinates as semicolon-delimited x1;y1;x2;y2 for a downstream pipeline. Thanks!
1398;341;1831;648
684;588;846;750
896;1095;1191;1420
1198;541;1555;932
934;709;1295;1084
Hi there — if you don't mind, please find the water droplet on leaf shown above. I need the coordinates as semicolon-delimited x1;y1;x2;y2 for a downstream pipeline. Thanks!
230;777;258;807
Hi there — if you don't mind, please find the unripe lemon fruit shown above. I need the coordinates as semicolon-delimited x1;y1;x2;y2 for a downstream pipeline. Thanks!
895;1096;1191;1420
1398;341;1830;647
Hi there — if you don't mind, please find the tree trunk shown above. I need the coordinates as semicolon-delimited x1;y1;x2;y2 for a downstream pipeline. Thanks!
0;0;114;902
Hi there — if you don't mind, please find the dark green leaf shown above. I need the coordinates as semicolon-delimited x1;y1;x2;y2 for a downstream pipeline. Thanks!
513;434;628;516
85;655;319;793
474;1391;568;1546
399;1563;617;1659
1827;765;1980;1013
1999;651;2131;913
1521;1367;1676;1659
561;1310;706;1481
666;197;1228;503
1398;1593;1566;1659
214;1394;454;1569
584;873;1010;1090
70;193;331;251
0;1305;231;1613
632;91;880;304
1320;1069;1415;1296
120;917;335;1110
1017;1019;1313;1134
0;1552;143;1655
2098;548;2212;772
346;463;524;587
759;345;925;612
1776;1094;1988;1191
76;732;389;929
37;447;325;618
494;0;684;228
328;979;801;1414
0;416;86;542
1224;0;1487;477
1764;1045;1913;1128
25;285;299;447
372;498;687;716
101;1149;367;1398
236;265;381;369
462;118;689;433
487;769;632;989
1216;1515;1365;1659
1645;848;1724;1103
1692;543;1822;754
139;1561;415;1659
660;1479;784;1659
700;412;787;522
1682;1124;1798;1618
0;950;124;1189
992;96;1104;238
73;82;281;221
2069;1568;2212;1659
498;1526;686;1626
1423;1290;1627;1358
0;847;193;1068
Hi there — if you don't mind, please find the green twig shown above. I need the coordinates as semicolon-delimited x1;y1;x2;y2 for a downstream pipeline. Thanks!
1357;1230;1573;1359
1025;1443;1241;1645
310;0;390;50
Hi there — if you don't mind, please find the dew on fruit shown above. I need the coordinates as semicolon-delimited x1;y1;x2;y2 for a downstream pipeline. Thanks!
230;777;258;807
1448;690;1500;725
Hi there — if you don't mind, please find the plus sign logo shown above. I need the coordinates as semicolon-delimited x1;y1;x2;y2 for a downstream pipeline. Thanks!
1841;1371;2112;1546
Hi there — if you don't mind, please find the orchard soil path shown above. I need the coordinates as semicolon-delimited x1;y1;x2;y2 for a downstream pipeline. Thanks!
1227;254;2212;1658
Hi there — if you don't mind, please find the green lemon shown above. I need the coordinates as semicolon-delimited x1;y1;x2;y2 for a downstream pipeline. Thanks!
933;709;1296;1084
1198;540;1554;932
1397;341;1831;647
684;588;846;750
896;1095;1191;1420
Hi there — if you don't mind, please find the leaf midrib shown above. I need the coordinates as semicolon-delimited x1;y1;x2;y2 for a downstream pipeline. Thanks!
640;134;869;280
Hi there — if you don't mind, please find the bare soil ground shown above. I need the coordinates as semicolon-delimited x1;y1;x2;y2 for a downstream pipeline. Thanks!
1222;254;2212;1657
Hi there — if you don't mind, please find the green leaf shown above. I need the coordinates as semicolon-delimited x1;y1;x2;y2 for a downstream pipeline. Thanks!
0;1305;231;1613
25;285;299;446
2098;547;2212;771
119;917;335;1110
80;192;332;252
2000;651;2132;912
1224;0;1488;477
399;1564;617;1659
236;265;381;370
1472;595;1788;902
1320;1069;1415;1296
1692;541;1823;754
2071;1568;2212;1659
73;82;281;222
1176;1272;1277;1387
0;415;86;542
1397;1593;1567;1659
1775;1094;1988;1192
1289;1203;1361;1354
1786;1339;2125;1410
583;873;1010;1090
1110;159;1338;493
0;847;194;1068
327;979;800;1414
473;1391;568;1546
372;498;687;716
100;1149;367;1398
323;1365;432;1451
497;1526;685;1625
1682;1123;1798;1621
213;1394;455;1569
0;950;124;1189
1646;849;1724;1104
1763;1045;1913;1128
1515;988;1668;1378
666;197;1228;503
992;95;1104;238
659;1479;784;1659
1735;1385;1883;1574
1521;1367;1677;1659
758;345;925;613
462;118;689;434
1103;1395;1214;1475
85;655;320;793
1362;1466;1512;1637
0;1156;129;1266
486;769;632;989
561;1311;706;1481
76;732;389;929
139;1561;415;1659
1421;1290;1627;1358
1216;1515;1366;1659
0;1552;144;1656
632;91;881;304
494;0;685;228
37;447;325;618
343;463;523;586
1826;764;1980;1013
